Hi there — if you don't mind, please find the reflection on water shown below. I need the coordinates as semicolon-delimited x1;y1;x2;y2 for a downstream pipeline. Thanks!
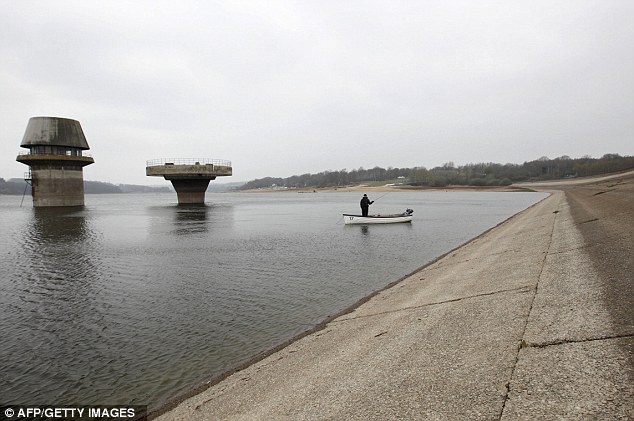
354;223;414;236
30;207;93;241
172;205;209;235
0;191;547;409
2;206;105;404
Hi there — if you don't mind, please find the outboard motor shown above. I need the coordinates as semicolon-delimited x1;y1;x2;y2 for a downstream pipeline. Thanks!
403;208;414;216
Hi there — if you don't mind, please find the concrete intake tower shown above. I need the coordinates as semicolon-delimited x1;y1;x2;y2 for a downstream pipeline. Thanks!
16;117;94;207
146;158;232;204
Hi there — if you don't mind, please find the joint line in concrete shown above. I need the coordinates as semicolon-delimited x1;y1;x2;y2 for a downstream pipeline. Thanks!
333;285;534;323
498;194;561;419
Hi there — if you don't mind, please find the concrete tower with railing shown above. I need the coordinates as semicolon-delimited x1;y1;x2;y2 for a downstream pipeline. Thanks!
16;117;94;207
146;158;232;204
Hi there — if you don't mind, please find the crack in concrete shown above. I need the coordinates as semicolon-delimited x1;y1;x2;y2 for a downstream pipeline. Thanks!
334;285;534;323
547;244;592;255
527;333;634;348
592;189;617;196
426;247;547;271
578;217;599;225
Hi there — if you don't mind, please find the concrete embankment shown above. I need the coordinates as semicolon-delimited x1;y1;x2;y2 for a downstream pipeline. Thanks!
156;173;633;420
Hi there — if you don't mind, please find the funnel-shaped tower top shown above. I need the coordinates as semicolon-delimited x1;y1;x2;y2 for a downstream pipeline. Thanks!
20;117;90;150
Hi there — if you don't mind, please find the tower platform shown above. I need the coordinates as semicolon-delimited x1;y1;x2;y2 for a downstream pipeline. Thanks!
146;158;232;204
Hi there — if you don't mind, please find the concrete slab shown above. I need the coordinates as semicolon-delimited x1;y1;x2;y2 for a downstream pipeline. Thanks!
501;173;634;420
524;198;616;344
159;289;531;421
502;337;634;420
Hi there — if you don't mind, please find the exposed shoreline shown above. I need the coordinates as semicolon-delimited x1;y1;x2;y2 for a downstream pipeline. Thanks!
237;170;634;194
239;184;531;194
154;173;634;419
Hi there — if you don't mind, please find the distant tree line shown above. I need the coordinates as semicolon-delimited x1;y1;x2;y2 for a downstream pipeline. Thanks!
239;154;634;190
0;179;171;195
239;166;411;190
0;178;27;195
85;181;171;194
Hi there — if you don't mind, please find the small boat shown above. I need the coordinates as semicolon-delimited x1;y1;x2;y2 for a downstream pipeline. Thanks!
342;209;414;225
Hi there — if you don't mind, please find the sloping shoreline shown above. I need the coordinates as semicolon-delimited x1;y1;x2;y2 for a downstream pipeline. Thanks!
154;172;633;420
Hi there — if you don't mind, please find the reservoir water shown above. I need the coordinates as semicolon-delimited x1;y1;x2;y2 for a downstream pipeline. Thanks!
0;191;547;409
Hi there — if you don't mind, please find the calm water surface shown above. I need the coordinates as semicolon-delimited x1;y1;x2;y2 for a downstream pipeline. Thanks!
0;191;546;408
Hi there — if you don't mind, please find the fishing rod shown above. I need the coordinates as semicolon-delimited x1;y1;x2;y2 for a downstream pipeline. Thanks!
371;192;390;202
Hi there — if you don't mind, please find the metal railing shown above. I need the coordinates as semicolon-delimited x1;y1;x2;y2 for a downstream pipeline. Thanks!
17;150;93;158
146;158;232;167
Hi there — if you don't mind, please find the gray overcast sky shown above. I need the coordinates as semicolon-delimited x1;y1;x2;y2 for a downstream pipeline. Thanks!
1;1;633;185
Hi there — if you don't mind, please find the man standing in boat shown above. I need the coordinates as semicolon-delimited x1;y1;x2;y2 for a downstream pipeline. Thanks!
360;194;374;217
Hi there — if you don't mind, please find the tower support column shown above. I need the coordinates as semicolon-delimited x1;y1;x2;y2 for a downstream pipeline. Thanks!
169;178;212;204
31;167;86;207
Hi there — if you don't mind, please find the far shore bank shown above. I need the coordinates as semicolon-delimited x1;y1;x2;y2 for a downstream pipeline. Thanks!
238;184;532;194
237;170;634;194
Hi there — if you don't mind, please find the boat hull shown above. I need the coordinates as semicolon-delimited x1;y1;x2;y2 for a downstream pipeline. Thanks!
342;214;413;225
